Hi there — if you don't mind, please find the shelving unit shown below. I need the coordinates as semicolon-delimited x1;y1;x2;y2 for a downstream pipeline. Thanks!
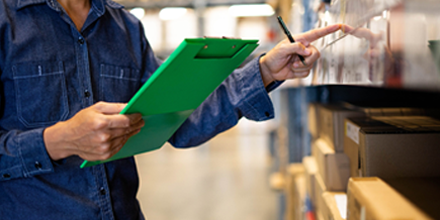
269;0;440;219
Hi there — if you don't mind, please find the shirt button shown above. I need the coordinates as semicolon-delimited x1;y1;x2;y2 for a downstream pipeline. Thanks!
84;90;91;98
35;161;43;170
265;111;270;117
2;174;11;178
78;37;85;45
99;187;106;195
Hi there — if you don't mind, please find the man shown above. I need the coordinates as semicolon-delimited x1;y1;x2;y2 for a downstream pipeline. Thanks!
0;0;341;218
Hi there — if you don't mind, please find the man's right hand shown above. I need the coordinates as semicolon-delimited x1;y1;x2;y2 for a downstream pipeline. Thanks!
43;102;145;161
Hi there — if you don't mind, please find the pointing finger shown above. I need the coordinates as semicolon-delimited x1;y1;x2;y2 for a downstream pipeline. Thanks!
297;24;341;44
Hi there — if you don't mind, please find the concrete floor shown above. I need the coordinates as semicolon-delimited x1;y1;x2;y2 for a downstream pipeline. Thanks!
135;120;278;220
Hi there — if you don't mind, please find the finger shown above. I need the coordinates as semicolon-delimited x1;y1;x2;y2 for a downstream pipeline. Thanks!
105;113;143;129
294;71;310;78
299;24;341;44
94;101;127;114
340;24;354;34
292;47;320;68
292;63;313;72
282;42;307;55
106;119;145;140
107;129;142;156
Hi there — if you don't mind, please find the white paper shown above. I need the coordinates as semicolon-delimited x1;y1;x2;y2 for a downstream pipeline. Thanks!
334;194;347;219
345;121;360;145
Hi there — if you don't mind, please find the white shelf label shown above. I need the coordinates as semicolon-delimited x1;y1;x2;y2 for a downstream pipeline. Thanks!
346;121;360;145
334;194;347;219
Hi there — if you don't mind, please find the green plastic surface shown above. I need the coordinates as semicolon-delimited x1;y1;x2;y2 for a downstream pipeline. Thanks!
81;38;258;168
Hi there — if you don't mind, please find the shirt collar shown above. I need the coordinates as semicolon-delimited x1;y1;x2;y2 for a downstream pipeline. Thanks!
16;0;123;11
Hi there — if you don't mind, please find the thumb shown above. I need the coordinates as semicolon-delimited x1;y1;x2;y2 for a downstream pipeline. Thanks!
296;47;312;56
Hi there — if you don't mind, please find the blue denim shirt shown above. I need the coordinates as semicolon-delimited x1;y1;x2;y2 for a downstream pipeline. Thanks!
0;0;281;219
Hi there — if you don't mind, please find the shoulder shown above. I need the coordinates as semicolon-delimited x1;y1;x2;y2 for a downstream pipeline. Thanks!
104;0;141;25
104;1;144;33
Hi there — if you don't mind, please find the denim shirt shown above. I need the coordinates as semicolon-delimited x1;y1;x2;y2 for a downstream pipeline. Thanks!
0;0;281;219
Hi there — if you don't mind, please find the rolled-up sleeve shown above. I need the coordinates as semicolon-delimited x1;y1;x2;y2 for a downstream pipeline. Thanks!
169;55;282;148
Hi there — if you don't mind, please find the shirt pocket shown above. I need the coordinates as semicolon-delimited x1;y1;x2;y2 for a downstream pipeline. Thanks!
12;61;69;128
99;64;141;102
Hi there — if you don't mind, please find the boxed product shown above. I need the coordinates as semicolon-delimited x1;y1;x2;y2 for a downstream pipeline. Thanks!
314;173;327;217
308;103;321;140
343;117;391;177
344;116;440;178
343;101;427;116
303;156;318;207
285;164;306;220
385;177;440;219
312;139;350;191
347;177;432;220
318;104;365;152
322;192;347;220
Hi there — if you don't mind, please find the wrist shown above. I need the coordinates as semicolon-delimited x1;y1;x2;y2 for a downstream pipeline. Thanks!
259;55;275;87
43;122;74;161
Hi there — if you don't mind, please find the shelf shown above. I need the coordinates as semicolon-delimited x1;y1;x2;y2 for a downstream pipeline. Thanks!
296;0;440;92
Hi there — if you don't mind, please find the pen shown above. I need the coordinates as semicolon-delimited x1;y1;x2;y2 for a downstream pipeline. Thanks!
277;16;307;66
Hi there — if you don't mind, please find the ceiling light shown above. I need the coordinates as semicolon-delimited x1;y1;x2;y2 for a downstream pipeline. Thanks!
130;7;145;20
159;7;188;21
228;4;275;17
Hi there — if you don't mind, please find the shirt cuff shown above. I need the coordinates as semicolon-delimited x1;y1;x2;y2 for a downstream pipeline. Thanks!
18;128;54;178
236;56;279;121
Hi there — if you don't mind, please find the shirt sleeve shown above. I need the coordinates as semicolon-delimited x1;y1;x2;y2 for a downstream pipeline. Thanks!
168;54;282;148
0;127;55;182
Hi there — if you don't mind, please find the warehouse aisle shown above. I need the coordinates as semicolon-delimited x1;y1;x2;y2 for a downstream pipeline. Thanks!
135;120;277;220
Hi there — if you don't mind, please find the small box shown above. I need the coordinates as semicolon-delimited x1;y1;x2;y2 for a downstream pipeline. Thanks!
318;104;365;152
314;173;327;216
312;139;350;191
308;103;320;140
345;116;440;178
343;117;391;177
303;156;319;207
385;177;440;219
343;102;427;116
347;177;431;220
322;192;347;220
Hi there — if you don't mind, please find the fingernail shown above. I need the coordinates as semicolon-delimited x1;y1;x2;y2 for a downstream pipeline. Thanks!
293;63;299;68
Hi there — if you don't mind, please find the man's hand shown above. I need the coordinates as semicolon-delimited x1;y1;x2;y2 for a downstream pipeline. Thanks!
259;24;341;86
44;102;145;161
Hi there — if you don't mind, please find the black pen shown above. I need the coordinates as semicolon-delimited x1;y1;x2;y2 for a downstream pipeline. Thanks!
277;16;307;66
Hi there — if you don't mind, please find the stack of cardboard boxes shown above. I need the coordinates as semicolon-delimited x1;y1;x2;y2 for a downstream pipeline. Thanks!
287;103;440;220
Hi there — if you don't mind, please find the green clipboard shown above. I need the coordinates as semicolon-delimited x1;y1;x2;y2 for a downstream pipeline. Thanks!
81;38;259;168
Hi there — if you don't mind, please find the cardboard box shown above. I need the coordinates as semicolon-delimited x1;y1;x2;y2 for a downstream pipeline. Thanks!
322;192;347;220
385;178;440;219
343;102;427;116
303;156;318;207
285;164;306;220
312;139;350;191
344;116;440;178
343;117;391;177
347;177;432;220
318;104;365;152
314;173;327;216
308;103;320;140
